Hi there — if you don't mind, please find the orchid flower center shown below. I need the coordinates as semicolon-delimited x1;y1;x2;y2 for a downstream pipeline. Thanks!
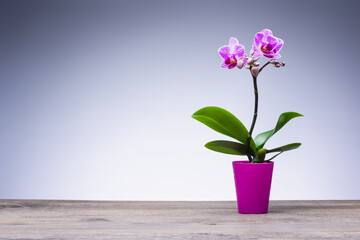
261;45;268;52
229;56;236;64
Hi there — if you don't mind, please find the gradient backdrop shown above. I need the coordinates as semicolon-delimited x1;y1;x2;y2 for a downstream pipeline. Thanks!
1;0;359;200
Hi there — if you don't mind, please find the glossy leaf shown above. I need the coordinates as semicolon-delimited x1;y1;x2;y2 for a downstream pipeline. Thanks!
205;140;248;155
254;112;303;149
266;143;302;153
192;106;257;158
254;130;272;149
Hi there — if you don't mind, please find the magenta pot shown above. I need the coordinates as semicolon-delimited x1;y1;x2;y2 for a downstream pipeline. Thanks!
232;161;274;214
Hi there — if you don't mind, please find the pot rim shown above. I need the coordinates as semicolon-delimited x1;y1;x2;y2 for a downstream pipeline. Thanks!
232;160;274;165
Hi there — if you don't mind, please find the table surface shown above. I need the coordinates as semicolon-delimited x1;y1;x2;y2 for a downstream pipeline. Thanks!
0;200;359;240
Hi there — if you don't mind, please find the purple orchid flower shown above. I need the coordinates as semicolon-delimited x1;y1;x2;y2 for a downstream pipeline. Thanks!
218;37;247;69
250;29;283;59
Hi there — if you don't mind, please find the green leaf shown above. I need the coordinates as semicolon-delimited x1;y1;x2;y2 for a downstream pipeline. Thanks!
205;140;248;155
192;107;248;144
267;143;302;153
192;106;257;158
254;130;273;149
254;112;303;149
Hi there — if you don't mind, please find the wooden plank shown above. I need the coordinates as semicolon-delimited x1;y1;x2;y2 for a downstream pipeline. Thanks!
0;200;359;239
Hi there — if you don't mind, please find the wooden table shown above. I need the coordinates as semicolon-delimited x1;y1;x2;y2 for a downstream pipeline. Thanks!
0;200;359;239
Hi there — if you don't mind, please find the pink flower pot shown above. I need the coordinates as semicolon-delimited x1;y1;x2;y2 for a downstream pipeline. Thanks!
232;161;274;214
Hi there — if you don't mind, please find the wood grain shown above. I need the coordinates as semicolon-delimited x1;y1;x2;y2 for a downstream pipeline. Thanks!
0;200;359;239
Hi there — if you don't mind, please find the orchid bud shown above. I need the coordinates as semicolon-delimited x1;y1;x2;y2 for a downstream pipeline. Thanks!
237;60;245;69
258;148;267;163
247;57;254;65
251;67;259;77
280;62;286;66
275;63;281;68
253;62;260;66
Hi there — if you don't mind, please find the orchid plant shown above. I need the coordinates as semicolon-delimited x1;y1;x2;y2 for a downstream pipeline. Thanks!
192;29;303;163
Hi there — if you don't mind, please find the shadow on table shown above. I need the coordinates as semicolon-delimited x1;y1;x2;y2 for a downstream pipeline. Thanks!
268;201;359;214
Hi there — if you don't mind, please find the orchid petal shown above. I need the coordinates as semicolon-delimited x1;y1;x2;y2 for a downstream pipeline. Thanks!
236;54;248;64
263;53;274;58
273;38;284;53
221;60;228;68
233;44;245;56
263;53;281;59
264;42;277;51
218;46;230;59
229;38;240;54
272;53;281;59
228;63;237;69
224;58;232;65
252;43;262;53
229;37;239;47
254;32;264;47
262;29;273;37
252;50;263;58
266;35;277;45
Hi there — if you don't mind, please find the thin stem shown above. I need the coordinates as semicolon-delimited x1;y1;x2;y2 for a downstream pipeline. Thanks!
259;60;272;73
246;71;259;163
265;151;283;162
246;140;252;162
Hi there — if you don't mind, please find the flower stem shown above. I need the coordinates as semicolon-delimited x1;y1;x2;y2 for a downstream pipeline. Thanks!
246;71;259;163
259;60;272;73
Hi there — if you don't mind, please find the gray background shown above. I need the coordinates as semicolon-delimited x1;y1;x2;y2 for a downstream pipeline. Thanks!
1;0;359;200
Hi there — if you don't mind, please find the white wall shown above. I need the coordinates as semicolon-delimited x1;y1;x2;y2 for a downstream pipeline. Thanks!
1;0;359;200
